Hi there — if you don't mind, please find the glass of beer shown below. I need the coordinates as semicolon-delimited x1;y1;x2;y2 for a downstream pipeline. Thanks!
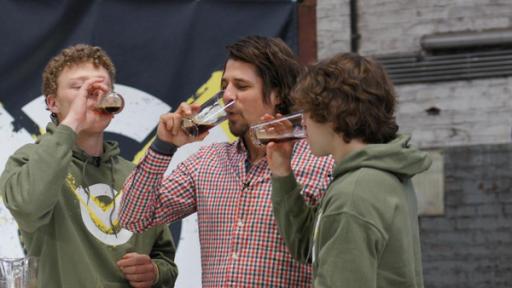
95;91;125;114
88;83;125;114
181;90;234;137
250;112;306;145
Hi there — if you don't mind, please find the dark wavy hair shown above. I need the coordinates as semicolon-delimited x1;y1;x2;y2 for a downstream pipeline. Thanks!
292;52;399;144
225;35;302;114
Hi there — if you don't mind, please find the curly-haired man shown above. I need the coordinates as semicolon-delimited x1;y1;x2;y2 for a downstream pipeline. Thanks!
0;44;178;287
267;52;431;288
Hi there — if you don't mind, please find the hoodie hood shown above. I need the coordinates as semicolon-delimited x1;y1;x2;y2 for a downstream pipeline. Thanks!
333;134;432;180
41;122;121;164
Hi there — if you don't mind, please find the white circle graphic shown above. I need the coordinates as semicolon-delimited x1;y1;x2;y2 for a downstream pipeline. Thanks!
77;183;133;246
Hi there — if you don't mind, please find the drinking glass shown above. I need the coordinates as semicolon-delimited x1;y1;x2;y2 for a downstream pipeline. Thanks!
87;83;124;114
95;91;125;114
250;112;306;145
181;90;234;137
0;257;38;288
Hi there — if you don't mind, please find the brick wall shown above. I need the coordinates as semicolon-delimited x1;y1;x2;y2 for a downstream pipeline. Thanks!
316;1;512;56
315;1;512;148
316;1;512;287
420;144;512;287
396;77;512;148
359;0;512;55
316;0;351;59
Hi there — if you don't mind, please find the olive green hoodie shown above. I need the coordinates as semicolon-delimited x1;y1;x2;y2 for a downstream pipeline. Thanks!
0;123;177;288
272;135;431;288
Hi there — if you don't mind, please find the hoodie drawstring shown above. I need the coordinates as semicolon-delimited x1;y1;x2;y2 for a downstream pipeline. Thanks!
108;158;118;238
82;157;92;205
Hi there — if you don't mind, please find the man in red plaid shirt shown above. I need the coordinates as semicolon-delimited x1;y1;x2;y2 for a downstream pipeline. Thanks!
119;36;333;287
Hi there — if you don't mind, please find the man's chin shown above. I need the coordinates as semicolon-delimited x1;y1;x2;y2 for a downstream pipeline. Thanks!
227;121;248;138
82;118;111;134
82;124;109;134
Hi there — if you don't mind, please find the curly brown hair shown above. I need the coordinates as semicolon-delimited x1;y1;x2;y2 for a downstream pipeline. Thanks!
42;44;116;97
225;35;302;115
292;52;398;144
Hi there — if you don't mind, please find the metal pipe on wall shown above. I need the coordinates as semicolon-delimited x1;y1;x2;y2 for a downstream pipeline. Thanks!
421;29;512;51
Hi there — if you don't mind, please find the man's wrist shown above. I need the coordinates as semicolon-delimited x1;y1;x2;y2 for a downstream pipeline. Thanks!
272;172;300;195
270;166;292;177
151;137;178;156
60;118;80;133
152;261;160;286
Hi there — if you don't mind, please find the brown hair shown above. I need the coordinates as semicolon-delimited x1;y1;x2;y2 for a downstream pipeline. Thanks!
42;44;116;97
292;52;398;144
225;35;301;114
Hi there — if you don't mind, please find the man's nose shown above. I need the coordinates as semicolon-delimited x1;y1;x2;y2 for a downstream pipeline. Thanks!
222;86;236;103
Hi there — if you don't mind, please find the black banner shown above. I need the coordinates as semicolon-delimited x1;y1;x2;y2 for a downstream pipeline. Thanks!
0;0;298;158
0;0;298;255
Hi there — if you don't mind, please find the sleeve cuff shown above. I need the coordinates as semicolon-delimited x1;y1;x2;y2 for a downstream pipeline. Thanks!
150;137;178;156
152;261;160;286
54;124;78;147
272;173;302;197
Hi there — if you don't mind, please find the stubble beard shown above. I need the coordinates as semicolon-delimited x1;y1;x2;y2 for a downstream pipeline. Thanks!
228;120;249;138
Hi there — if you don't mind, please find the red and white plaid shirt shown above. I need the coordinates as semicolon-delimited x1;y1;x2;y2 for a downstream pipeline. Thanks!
120;139;333;287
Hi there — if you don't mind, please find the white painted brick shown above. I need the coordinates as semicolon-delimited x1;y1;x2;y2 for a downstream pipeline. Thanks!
317;0;351;59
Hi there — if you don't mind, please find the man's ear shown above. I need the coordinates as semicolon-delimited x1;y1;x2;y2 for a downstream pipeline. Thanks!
46;94;59;114
270;89;281;111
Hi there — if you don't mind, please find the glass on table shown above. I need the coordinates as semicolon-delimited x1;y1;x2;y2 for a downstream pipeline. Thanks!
0;256;38;288
250;112;306;145
181;90;234;137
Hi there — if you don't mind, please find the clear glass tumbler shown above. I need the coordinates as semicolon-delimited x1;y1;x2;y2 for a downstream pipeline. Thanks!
181;90;234;137
0;256;38;288
250;112;306;145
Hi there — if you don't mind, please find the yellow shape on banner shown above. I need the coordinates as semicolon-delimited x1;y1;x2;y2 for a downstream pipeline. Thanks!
132;136;155;164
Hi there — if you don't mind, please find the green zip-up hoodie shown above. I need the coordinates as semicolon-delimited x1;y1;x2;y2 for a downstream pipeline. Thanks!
272;135;431;288
0;123;177;288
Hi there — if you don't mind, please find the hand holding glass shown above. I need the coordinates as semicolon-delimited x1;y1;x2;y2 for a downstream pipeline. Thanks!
182;90;234;137
250;112;306;145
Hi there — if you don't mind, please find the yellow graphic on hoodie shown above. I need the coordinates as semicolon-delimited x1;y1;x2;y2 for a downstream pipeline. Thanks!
66;173;133;246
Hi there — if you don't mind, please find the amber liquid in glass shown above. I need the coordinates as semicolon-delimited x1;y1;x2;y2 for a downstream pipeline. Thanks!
253;129;305;145
256;135;305;145
97;104;123;114
182;119;215;136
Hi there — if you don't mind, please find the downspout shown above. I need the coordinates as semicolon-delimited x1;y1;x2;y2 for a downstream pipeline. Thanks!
350;0;360;53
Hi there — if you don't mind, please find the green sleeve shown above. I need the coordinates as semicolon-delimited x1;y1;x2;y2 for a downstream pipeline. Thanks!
314;212;386;288
0;125;76;232
150;226;178;288
271;173;317;263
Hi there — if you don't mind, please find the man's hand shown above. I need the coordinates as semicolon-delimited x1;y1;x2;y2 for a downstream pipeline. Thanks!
117;252;158;288
262;114;294;177
61;78;108;133
157;102;208;147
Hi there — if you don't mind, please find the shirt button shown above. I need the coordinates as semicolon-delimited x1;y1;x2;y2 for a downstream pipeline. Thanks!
237;220;243;227
232;252;238;260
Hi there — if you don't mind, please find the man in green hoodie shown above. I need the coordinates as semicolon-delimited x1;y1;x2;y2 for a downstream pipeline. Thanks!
0;44;177;287
266;53;431;287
